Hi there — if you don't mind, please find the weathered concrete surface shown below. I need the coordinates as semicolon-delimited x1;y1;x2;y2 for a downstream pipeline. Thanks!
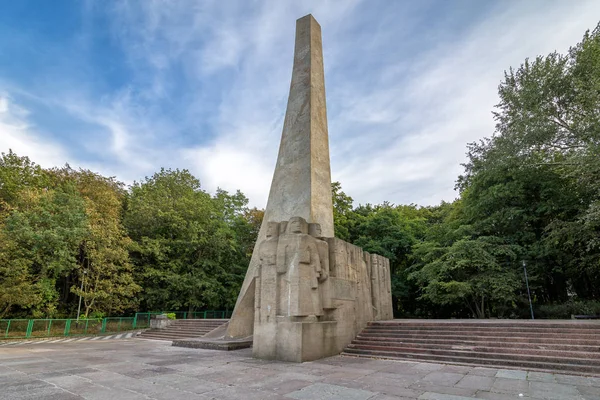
2;339;600;399
149;314;174;329
172;337;252;351
226;14;334;339
253;217;393;362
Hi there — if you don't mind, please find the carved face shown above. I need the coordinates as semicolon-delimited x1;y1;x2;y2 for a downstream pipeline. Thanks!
266;222;278;238
288;217;306;234
309;223;322;237
289;219;302;233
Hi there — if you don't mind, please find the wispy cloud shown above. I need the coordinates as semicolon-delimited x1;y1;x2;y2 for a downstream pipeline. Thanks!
1;1;599;207
0;94;69;167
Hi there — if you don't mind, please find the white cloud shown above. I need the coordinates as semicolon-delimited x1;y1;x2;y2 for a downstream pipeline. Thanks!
329;0;600;206
3;1;599;209
0;94;69;167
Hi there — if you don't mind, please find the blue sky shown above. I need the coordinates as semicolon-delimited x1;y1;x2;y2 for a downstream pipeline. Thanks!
1;1;599;208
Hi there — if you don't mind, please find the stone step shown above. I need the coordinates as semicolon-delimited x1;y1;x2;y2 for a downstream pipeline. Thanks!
346;343;600;366
140;330;210;337
140;330;207;335
354;336;600;351
139;334;199;341
138;319;227;341
363;326;600;335
141;331;213;337
341;348;600;375
350;339;600;360
346;320;600;375
360;329;600;340
356;333;600;346
368;321;600;329
158;327;217;332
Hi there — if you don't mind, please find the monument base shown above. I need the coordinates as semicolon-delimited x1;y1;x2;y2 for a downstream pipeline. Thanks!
172;337;253;351
253;317;339;362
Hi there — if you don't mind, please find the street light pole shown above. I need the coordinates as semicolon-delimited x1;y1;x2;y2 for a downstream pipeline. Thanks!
523;261;534;320
76;270;86;321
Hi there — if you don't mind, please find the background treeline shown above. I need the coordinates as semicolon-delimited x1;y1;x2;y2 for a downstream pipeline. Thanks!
0;159;262;319
333;24;600;319
1;24;598;320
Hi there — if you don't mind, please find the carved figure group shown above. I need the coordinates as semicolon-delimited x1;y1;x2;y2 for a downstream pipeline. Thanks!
255;216;333;319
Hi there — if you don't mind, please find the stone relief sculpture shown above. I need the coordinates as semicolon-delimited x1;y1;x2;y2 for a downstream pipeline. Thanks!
309;223;334;311
255;222;280;322
276;217;323;317
250;215;393;361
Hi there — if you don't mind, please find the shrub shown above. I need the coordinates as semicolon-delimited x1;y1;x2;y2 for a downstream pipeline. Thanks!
535;301;600;319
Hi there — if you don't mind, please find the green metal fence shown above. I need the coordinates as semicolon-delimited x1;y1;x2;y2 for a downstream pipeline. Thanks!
1;310;231;340
132;310;231;330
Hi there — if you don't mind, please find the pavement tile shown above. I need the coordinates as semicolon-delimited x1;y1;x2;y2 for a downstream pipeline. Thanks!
495;369;528;380
198;367;280;385
146;358;195;367
418;392;478;400
284;382;377;400
380;362;421;374
577;384;600;400
271;371;327;383
412;363;445;372
490;377;530;395
357;371;422;388
527;371;556;383
363;383;423;398
253;378;314;395
157;375;227;394
455;374;494;391
0;371;28;384
320;377;373;391
476;391;532;400
120;365;179;379
439;365;473;374
319;367;377;381
469;367;501;377
528;381;583;400
554;374;593;386
419;372;465;386
199;386;285;400
369;394;415;400
0;379;53;394
9;387;85;400
409;382;477;397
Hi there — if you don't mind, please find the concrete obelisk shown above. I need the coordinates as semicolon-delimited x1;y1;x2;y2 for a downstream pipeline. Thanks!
226;14;334;338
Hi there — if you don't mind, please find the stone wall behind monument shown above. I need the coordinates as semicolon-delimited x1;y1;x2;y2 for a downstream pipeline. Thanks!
324;237;394;352
252;217;393;362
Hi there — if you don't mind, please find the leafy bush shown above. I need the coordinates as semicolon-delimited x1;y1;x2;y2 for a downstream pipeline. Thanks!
535;301;600;319
166;313;176;320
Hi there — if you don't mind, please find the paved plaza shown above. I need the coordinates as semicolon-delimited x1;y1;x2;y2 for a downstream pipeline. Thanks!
1;338;599;400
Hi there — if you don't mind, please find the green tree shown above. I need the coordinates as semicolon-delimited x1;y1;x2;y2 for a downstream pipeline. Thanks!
50;167;140;318
331;181;354;241
0;184;88;317
124;169;251;312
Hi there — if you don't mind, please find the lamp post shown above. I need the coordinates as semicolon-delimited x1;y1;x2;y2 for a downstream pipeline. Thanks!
523;261;534;319
76;270;87;321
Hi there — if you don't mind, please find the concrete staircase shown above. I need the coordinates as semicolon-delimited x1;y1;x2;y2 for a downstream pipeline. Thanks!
138;319;228;341
342;320;600;375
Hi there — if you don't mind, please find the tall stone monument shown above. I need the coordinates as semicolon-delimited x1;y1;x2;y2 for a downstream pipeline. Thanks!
175;14;393;362
225;14;335;340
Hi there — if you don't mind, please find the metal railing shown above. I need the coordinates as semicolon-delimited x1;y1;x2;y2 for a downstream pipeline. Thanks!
132;310;231;329
1;310;231;340
0;317;134;339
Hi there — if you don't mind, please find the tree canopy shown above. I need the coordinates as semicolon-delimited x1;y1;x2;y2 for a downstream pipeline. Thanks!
0;23;598;319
